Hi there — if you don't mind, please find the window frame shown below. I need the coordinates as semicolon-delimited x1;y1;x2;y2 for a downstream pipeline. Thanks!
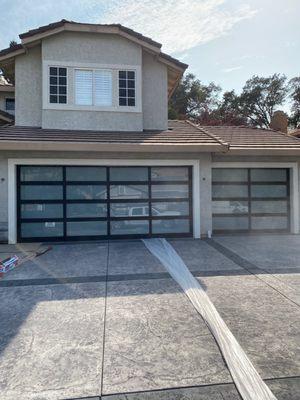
48;66;68;105
43;60;141;112
118;70;136;107
5;97;15;115
74;68;113;107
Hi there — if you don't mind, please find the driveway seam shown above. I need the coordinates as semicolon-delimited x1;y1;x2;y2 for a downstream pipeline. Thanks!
204;238;300;308
0;269;254;287
100;240;110;397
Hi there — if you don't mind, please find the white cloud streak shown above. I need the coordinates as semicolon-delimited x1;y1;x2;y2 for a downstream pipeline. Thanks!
223;65;243;73
100;0;257;54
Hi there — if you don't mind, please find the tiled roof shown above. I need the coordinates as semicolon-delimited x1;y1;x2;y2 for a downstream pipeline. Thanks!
1;121;300;152
19;19;162;49
199;125;300;149
0;120;223;147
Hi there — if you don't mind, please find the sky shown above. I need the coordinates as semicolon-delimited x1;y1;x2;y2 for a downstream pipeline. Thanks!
0;0;299;96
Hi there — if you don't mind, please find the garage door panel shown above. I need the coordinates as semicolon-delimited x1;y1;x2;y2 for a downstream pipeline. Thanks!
21;222;64;238
17;165;193;241
21;185;63;200
21;203;64;219
212;168;290;233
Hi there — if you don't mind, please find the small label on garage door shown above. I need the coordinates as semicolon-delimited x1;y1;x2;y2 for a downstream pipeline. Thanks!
45;222;56;228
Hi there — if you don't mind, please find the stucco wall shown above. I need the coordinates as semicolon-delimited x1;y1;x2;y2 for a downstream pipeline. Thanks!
13;31;170;131
142;51;168;130
42;110;143;131
15;46;42;126
41;32;144;131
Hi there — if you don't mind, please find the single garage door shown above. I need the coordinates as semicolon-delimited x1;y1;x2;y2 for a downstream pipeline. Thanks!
212;168;290;233
17;165;193;242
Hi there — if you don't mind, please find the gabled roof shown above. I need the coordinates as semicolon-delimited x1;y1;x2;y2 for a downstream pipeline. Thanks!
1;120;300;154
0;20;187;97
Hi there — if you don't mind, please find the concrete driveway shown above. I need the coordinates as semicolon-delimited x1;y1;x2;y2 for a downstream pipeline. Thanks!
0;236;299;400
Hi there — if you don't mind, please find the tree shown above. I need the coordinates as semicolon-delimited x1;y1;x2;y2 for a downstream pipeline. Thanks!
0;40;19;85
288;77;300;128
238;74;288;128
168;73;221;120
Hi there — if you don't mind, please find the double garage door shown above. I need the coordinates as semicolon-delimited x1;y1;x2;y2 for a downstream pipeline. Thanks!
212;168;290;233
17;165;193;242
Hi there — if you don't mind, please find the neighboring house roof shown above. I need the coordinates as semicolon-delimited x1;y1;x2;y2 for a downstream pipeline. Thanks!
0;109;14;124
0;75;14;92
289;129;300;138
0;20;188;97
1;120;300;154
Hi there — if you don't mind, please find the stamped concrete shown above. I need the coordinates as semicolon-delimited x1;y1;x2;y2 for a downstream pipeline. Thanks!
196;273;300;379
0;237;299;400
108;241;165;275
169;239;244;275
214;235;300;271
0;282;106;400
102;278;231;395
1;242;108;280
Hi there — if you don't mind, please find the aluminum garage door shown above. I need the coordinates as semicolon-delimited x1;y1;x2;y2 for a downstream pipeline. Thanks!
17;165;193;241
212;168;290;233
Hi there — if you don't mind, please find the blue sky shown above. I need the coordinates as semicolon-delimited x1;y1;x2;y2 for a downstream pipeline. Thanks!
0;0;298;96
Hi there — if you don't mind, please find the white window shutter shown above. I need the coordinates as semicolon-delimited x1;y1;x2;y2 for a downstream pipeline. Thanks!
75;70;93;105
94;70;112;106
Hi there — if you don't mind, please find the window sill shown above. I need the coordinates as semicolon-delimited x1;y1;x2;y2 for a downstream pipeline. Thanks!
43;104;142;113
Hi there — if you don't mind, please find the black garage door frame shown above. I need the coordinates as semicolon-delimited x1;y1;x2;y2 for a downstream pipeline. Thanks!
17;165;193;242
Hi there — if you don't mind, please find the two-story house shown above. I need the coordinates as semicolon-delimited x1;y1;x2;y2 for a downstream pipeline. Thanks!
0;19;300;244
0;76;15;125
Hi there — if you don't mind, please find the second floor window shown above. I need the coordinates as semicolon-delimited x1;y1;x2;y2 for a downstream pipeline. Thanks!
119;70;135;106
49;67;67;104
5;98;15;115
75;69;112;106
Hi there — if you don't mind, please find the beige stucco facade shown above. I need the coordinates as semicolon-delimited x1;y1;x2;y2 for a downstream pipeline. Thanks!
13;31;168;131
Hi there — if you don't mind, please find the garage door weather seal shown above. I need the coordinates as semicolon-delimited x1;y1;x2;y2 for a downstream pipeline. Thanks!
142;238;277;400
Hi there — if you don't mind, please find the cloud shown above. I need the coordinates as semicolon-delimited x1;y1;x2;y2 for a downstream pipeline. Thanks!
100;0;258;53
223;66;243;73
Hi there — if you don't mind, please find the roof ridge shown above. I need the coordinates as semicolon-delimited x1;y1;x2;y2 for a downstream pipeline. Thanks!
186;120;229;149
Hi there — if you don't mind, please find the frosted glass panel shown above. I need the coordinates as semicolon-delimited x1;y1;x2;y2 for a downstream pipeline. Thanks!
111;220;149;235
67;203;107;218
212;168;248;182
66;167;106;181
152;219;190;234
67;185;107;200
21;185;63;200
151;167;189;181
21;203;63;219
20;166;62;181
212;185;248;198
110;167;148;181
110;185;148;199
67;221;107;236
21;222;64;238
251;169;287;182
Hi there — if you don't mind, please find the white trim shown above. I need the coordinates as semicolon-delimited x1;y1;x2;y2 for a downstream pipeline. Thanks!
8;158;200;244
212;162;299;234
42;60;142;113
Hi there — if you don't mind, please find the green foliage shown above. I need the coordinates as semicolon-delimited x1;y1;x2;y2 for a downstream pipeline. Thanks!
288;77;300;128
169;73;292;128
